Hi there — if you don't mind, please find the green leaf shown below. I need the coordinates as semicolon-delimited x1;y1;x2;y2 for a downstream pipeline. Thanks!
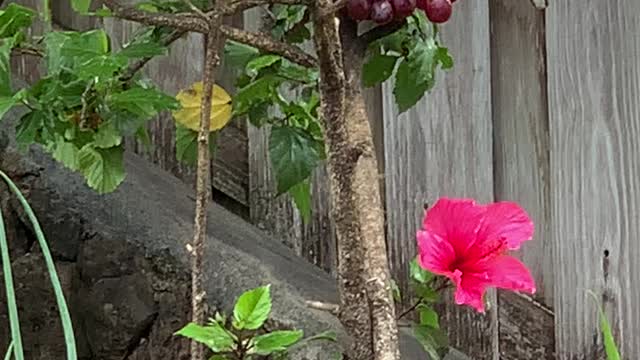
117;41;167;58
391;279;401;302
77;145;125;193
247;102;270;128
0;96;16;121
94;122;122;148
269;126;321;194
246;54;282;77
233;75;281;116
393;39;439;112
412;325;448;360
414;283;439;303
0;35;16;96
288;180;311;223
175;322;235;353
410;258;433;284
233;285;272;330
75;55;126;80
250;330;303;355
109;86;179;118
15;110;44;149
304;330;337;343
71;0;92;13
587;291;621;360
418;304;439;329
175;124;216;166
224;40;259;71
0;3;35;38
60;30;109;59
278;60;318;84
52;137;80;171
435;46;453;70
362;54;398;87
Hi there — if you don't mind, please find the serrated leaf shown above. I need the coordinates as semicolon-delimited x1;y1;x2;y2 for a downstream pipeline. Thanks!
224;40;259;71
250;330;303;355
362;54;398;87
71;0;92;13
110;86;179;118
173;82;232;132
0;96;16;121
175;124;216;166
246;54;282;77
117;41;167;58
288;180;311;223
175;322;235;353
52;137;80;171
94;122;122;148
60;30;109;59
75;55;127;79
410;258;433;284
77;145;125;193
278;60;318;84
233;285;272;330
0;35;16;96
15;110;44;149
418;304;439;329
0;3;35;38
269;126;321;194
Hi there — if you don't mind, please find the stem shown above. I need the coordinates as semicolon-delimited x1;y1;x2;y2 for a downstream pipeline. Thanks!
120;30;186;82
190;12;224;360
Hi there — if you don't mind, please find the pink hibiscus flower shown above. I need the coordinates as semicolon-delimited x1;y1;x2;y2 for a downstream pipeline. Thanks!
417;197;536;313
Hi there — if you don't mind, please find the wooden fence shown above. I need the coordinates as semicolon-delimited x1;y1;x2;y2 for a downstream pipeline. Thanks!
9;0;640;358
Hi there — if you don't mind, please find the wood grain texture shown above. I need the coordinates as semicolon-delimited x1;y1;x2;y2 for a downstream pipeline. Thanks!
489;0;552;306
51;2;250;207
546;0;640;358
382;0;497;357
498;292;555;359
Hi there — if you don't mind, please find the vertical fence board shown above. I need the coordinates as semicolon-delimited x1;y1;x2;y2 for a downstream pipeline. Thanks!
547;0;640;357
489;1;555;358
382;0;497;356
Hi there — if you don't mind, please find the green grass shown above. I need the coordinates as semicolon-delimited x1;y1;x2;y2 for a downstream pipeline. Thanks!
0;170;77;359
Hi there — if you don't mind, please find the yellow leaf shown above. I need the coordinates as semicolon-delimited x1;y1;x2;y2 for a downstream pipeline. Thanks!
172;82;232;132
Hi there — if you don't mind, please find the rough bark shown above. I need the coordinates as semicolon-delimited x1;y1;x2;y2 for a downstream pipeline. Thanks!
190;13;224;360
311;8;400;360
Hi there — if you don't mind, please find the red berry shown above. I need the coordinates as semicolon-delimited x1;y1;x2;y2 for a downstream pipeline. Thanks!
391;0;416;19
347;0;372;21
371;0;394;24
420;0;452;23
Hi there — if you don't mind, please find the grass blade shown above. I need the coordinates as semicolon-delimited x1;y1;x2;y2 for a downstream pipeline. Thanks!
587;290;621;360
3;341;14;360
0;206;24;359
0;170;77;360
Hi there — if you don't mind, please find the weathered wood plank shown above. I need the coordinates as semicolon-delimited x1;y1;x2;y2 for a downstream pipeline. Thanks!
547;0;640;358
382;0;497;356
489;1;555;358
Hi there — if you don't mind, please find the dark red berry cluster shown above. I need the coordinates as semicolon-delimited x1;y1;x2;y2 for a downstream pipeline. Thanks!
347;0;457;25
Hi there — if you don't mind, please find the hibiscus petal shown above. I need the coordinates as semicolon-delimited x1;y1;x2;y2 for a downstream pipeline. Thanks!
486;255;536;294
477;202;534;250
423;198;485;254
417;230;456;275
450;270;487;313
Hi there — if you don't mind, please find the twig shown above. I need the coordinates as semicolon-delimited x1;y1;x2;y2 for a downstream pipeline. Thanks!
183;0;210;19
305;300;340;316
103;0;316;68
120;30;187;82
358;19;406;45
219;0;312;15
10;46;44;58
219;25;317;67
396;300;420;320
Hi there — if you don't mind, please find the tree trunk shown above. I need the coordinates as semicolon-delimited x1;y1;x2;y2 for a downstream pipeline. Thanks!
311;9;400;360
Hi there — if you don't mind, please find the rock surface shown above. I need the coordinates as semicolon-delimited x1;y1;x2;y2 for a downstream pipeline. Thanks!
0;120;467;359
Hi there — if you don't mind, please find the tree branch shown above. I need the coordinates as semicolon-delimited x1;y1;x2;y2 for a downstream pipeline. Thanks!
121;30;187;82
358;19;406;45
219;25;317;67
219;0;312;15
103;0;208;32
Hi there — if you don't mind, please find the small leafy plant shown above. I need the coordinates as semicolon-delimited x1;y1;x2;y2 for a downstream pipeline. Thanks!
175;285;337;360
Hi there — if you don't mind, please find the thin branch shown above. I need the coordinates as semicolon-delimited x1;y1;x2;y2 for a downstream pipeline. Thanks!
359;19;407;45
396;300;420;320
11;46;44;58
219;0;312;15
305;300;340;316
220;25;317;67
183;0;210;19
121;30;187;82
103;0;208;32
